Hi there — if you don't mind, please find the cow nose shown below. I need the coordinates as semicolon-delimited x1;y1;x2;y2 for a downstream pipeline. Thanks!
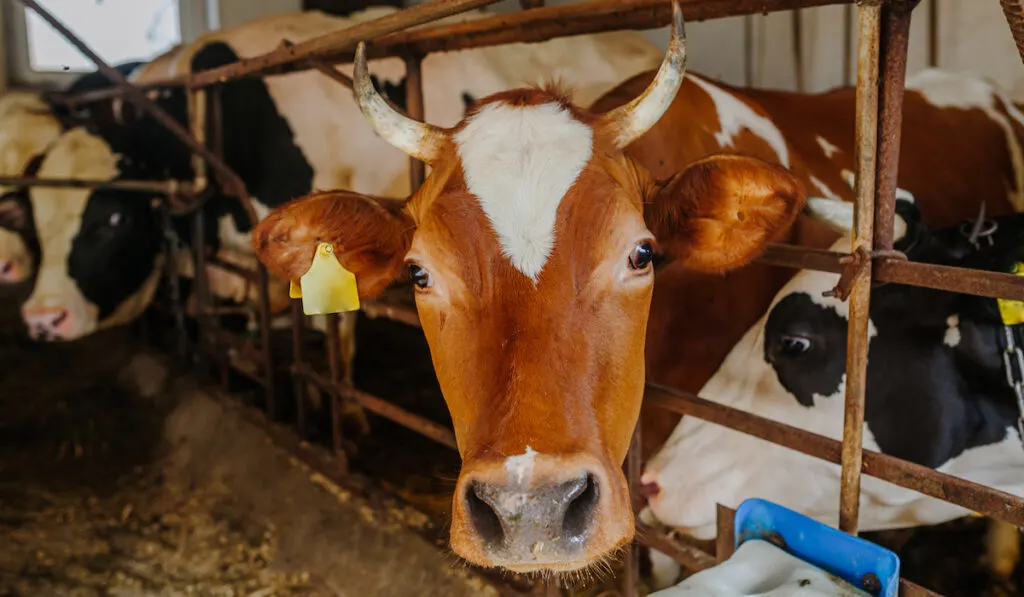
23;307;72;341
464;473;599;559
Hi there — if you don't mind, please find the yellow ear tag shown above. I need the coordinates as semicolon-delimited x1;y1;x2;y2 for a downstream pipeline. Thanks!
997;262;1024;326
296;242;360;315
289;280;302;299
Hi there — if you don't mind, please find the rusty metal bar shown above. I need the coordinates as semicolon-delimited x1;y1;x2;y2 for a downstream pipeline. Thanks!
205;257;260;283
17;0;258;226
345;0;851;62
927;0;938;67
743;15;754;87
843;3;854;85
623;424;643;597
839;2;881;534
1000;0;1024;67
874;0;918;251
294;363;458;449
792;10;804;92
257;264;278;420
0;176;191;195
192;210;211;370
291;302;309;438
644;384;1024;527
325;313;346;458
715;504;735;563
187;0;505;89
636;524;717;572
405;54;427;190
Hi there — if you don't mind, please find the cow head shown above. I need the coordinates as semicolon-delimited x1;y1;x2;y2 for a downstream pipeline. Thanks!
0;100;63;285
20;128;163;341
641;191;1024;538
253;3;804;573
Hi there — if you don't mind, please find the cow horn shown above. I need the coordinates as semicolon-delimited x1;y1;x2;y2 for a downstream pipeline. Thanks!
353;42;445;163
601;1;687;149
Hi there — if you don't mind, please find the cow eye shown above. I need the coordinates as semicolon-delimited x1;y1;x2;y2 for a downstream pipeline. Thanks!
779;335;812;356
629;242;655;271
408;264;432;290
108;212;123;228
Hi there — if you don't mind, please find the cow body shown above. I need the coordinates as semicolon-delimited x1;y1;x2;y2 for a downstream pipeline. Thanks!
641;193;1024;539
588;68;1024;458
16;8;663;342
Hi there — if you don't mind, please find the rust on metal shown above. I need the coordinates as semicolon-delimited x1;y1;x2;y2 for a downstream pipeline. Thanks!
644;384;1024;527
792;10;804;92
715;504;735;563
187;0;505;89
291;302;309;438
873;0;919;251
0;176;191;195
636;524;717;572
346;0;852;62
1000;0;1024;68
405;54;427;191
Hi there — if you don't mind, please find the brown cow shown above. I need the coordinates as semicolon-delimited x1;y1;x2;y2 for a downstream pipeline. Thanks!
592;68;1024;458
253;5;805;572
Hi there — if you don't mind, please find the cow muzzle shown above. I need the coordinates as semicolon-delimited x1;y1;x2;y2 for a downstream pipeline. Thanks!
450;451;632;572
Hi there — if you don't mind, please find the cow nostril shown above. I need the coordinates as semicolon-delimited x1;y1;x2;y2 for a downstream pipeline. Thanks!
52;309;69;328
467;482;504;547
562;474;598;544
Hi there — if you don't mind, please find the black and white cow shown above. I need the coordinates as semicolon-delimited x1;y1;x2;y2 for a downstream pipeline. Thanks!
11;8;663;345
640;190;1024;569
0;63;147;287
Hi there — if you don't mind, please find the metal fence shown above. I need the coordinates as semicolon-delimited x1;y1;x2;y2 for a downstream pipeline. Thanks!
9;0;1024;595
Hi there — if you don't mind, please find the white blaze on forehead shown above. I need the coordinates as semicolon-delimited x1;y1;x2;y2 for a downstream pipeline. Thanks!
456;101;593;282
504;445;539;485
816;135;841;159
687;74;790;167
944;314;961;348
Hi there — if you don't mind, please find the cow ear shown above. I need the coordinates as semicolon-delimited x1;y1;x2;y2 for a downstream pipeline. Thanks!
646;154;805;273
252;190;414;298
0;194;28;232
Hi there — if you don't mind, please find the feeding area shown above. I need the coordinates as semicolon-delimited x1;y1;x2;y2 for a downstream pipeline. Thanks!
2;0;1024;595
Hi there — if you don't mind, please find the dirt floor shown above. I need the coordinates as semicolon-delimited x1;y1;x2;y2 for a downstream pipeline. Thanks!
1;283;1023;597
0;287;498;597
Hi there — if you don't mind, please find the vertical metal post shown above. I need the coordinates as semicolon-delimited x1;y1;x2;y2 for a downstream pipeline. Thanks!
327;313;345;458
839;0;881;535
927;0;938;67
208;86;230;388
192;208;210;370
843;4;854;86
257;264;278;419
792;10;804;92
715;504;736;563
292;301;308;438
404;53;427;190
743;15;754;87
622;424;643;597
875;1;918;252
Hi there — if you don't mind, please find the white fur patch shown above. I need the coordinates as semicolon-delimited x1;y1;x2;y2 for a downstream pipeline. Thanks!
456;102;593;282
504;445;539;486
688;74;790;167
944;314;961;348
809;176;841;201
816;135;841;159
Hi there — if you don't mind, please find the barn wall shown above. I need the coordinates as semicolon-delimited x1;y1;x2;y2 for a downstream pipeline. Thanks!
216;0;303;29
404;0;1024;101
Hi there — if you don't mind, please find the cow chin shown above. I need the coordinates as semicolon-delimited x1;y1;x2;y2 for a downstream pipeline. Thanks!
447;453;635;574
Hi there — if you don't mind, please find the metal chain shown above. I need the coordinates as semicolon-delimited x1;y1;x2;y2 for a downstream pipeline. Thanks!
961;216;1024;447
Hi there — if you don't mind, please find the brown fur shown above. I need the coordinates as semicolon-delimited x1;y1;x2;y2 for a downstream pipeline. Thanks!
254;85;803;573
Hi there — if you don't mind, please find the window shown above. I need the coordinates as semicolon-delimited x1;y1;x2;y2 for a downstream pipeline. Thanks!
5;0;211;85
